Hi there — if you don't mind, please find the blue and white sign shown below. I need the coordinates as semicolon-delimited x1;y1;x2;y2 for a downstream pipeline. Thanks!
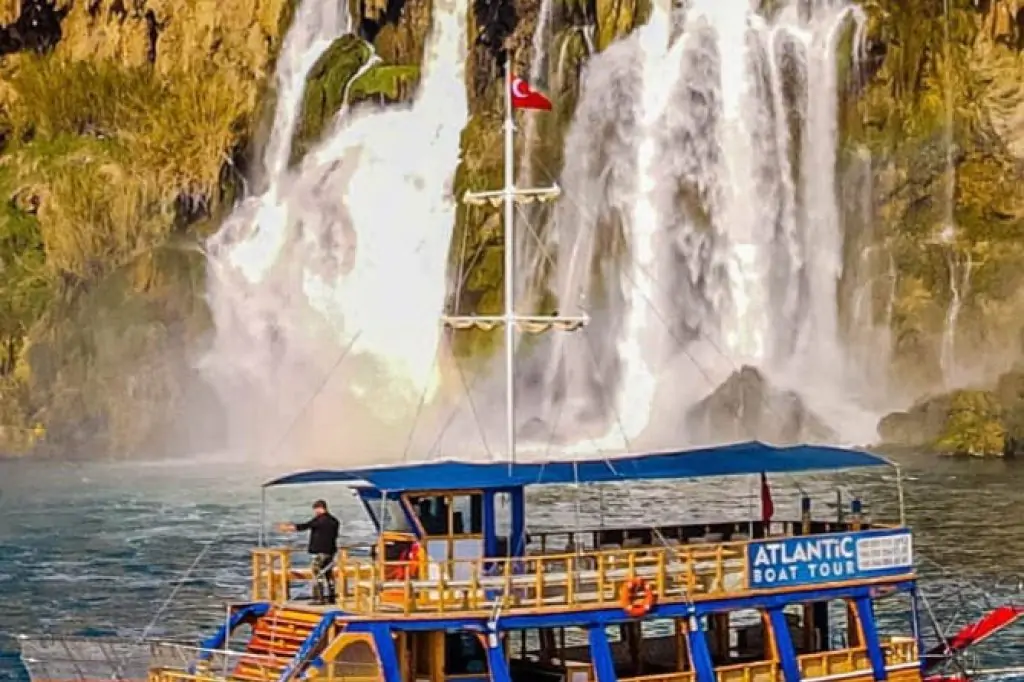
747;529;913;589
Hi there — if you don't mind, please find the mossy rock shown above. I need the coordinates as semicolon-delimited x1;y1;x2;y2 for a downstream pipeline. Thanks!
877;381;1017;457
292;35;373;163
935;390;1005;457
349;65;421;106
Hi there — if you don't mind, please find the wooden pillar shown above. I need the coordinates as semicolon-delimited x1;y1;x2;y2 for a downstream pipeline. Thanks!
430;631;445;682
676;619;689;672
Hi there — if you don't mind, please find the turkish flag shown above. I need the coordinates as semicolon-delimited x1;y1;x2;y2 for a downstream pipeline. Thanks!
760;472;774;525
510;76;552;111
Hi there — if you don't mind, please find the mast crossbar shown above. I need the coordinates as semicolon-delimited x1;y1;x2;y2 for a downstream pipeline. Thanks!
450;68;587;471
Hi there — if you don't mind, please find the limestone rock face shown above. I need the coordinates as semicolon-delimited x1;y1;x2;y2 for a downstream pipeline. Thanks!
0;0;294;457
684;366;836;446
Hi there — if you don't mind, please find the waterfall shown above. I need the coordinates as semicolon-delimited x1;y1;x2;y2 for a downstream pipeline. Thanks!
539;0;874;446
201;0;469;461
940;250;972;389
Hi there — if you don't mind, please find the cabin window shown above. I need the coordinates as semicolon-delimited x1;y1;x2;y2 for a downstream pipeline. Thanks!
786;599;856;654
445;631;487;675
410;492;484;536
708;609;774;666
364;497;414;534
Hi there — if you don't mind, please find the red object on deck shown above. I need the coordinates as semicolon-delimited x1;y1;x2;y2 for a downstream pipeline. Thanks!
760;472;774;524
928;604;1024;658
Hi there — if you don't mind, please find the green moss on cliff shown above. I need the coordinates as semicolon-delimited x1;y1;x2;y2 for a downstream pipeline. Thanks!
350;64;421;104
448;113;505;358
935;390;1006;456
292;35;373;162
291;37;421;164
0;1;288;455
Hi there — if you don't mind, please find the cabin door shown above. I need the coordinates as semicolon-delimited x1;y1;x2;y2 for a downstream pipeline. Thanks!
411;492;484;580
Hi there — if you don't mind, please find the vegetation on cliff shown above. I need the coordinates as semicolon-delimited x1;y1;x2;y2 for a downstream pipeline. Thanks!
0;0;295;456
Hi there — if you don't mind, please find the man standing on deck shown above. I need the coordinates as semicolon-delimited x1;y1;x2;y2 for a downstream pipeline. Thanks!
278;500;339;604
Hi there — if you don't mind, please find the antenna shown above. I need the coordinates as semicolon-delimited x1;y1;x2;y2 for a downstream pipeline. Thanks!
444;66;588;472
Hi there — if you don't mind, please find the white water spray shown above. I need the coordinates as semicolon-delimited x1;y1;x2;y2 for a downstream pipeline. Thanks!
202;0;469;460
541;0;876;446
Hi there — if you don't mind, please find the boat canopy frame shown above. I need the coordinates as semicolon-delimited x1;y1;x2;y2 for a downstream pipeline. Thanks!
255;441;906;546
261;441;895;491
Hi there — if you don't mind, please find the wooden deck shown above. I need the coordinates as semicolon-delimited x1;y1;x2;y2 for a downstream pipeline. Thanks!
252;526;915;617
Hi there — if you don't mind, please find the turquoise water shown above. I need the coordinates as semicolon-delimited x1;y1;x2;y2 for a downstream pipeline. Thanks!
0;453;1021;681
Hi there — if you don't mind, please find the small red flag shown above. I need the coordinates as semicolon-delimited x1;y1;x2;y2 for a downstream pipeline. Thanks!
760;472;774;524
510;76;552;111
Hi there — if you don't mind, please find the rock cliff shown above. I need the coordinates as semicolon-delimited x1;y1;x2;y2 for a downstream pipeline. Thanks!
4;0;1024;457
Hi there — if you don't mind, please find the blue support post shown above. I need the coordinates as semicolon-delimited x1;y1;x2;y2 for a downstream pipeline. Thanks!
855;595;889;682
588;625;617;682
686;617;716;682
767;607;801;682
365;624;402;682
485;631;512;682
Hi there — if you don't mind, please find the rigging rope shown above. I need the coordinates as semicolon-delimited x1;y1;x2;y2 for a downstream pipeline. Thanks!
108;330;365;678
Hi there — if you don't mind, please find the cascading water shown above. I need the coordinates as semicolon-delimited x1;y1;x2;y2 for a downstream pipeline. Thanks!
539;0;877;447
201;0;469;462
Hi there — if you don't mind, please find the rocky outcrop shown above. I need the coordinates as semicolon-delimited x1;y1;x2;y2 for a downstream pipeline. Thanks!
877;367;1024;457
684;366;836;446
292;35;373;161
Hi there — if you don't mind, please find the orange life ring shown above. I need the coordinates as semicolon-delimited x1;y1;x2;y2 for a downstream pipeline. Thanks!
619;577;655;617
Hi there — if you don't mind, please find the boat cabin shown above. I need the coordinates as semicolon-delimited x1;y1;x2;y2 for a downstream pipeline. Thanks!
173;443;926;682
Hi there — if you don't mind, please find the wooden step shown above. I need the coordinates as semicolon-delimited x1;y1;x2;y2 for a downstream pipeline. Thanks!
263;608;324;625
232;661;288;682
251;628;312;643
233;606;327;682
252;626;313;640
249;631;313;650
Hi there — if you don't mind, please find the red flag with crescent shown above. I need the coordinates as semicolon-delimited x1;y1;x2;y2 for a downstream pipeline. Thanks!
510;76;552;111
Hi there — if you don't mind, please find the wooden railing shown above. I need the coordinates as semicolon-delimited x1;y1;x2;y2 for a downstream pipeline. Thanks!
617;641;917;682
333;541;747;615
252;527;914;616
252;548;291;602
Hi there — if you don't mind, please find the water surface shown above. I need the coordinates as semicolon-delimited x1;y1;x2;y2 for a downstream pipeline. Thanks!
0;452;1021;681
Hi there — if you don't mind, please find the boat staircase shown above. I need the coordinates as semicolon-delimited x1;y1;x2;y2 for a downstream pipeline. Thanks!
231;606;333;682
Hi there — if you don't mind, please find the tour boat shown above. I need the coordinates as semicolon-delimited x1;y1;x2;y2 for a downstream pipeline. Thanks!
18;70;1023;682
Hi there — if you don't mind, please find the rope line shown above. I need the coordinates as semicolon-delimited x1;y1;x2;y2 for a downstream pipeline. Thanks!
106;330;365;677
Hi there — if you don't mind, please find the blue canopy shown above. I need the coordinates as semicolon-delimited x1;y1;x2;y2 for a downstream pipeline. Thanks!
263;441;890;492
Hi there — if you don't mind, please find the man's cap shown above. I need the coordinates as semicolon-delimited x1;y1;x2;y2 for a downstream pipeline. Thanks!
312;499;327;509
